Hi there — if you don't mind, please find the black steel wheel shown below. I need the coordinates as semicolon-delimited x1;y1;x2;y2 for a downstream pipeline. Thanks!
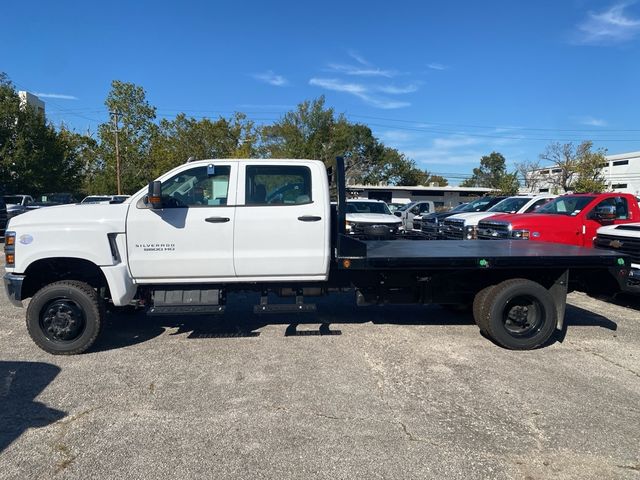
27;280;104;355
477;279;557;350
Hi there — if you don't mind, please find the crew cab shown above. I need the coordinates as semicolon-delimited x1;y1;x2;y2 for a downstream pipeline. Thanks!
3;158;631;355
421;196;507;239
595;223;640;293
477;193;640;246
345;199;402;239
442;195;555;240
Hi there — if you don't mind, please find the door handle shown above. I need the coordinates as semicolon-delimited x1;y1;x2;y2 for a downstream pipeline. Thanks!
298;215;322;222
205;216;230;223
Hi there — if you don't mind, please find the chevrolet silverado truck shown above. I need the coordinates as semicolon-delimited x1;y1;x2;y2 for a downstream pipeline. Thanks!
420;196;507;239
477;193;640;245
442;194;555;240
393;201;436;231
3;158;630;354
595;223;640;294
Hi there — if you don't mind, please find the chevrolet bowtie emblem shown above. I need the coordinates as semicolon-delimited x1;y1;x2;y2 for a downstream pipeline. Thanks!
609;240;623;248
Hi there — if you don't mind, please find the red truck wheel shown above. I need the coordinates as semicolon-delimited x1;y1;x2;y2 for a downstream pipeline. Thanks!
477;279;556;350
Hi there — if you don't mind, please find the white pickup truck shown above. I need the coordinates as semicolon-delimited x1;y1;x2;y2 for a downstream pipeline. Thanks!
3;157;631;354
595;223;640;294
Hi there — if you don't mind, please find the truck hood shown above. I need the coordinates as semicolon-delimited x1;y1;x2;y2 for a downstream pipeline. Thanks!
8;203;129;231
346;213;402;225
481;213;563;227
597;223;640;238
447;211;508;226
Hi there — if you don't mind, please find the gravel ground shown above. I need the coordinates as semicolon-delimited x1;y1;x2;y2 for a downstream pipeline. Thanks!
1;271;639;479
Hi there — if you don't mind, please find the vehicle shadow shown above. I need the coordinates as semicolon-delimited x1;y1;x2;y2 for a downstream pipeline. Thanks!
92;292;477;352
608;292;640;311
553;304;617;344
0;361;66;453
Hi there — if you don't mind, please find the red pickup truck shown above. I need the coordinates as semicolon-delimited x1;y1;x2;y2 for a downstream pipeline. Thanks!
476;193;640;247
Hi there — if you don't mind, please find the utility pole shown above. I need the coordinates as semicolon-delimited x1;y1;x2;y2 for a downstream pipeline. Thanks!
110;110;122;195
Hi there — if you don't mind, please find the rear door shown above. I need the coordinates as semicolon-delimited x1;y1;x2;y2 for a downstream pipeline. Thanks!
126;162;237;280
233;162;329;278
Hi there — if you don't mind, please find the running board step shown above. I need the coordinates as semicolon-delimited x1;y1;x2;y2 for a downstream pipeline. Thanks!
254;295;316;314
149;305;225;315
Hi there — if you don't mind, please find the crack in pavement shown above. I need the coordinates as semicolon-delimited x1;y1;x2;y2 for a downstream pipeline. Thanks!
50;406;103;475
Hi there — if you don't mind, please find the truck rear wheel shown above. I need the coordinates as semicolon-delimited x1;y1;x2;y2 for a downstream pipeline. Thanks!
477;279;556;350
472;285;496;333
26;280;104;355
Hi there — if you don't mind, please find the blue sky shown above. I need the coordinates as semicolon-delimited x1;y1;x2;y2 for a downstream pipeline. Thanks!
2;0;639;184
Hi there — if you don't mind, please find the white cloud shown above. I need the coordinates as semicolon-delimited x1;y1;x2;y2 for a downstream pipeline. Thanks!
427;63;448;71
32;92;78;100
326;63;397;78
376;84;419;94
252;71;288;86
575;116;607;126
348;50;370;66
574;3;640;45
379;130;416;143
309;78;411;109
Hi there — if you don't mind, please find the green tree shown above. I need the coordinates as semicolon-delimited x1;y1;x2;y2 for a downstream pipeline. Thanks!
0;73;84;195
461;151;519;194
539;141;606;193
149;112;258;178
96;80;157;194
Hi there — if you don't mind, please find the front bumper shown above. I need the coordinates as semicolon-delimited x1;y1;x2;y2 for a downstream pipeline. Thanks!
3;273;24;307
625;267;640;294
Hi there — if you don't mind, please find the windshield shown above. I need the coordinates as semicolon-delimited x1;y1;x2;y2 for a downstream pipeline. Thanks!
4;196;22;205
347;201;392;215
82;196;112;203
397;202;415;212
536;196;596;216
488;197;531;213
459;197;499;212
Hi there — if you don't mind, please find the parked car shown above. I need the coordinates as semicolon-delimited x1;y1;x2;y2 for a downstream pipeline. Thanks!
81;195;130;204
345;199;402;239
4;195;35;219
420;197;508;238
28;193;77;210
441;194;555;240
394;200;436;231
477;193;640;246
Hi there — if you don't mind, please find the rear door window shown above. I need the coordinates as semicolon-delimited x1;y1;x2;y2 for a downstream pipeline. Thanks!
245;165;312;205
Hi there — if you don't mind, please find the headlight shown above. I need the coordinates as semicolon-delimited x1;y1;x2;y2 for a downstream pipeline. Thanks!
465;225;477;240
510;229;530;240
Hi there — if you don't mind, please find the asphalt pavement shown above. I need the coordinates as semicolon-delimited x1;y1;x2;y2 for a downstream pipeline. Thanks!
1;276;639;479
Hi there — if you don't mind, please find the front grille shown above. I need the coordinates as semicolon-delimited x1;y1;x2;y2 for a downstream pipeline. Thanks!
421;218;441;239
351;222;399;239
594;234;640;264
442;219;465;240
477;220;510;240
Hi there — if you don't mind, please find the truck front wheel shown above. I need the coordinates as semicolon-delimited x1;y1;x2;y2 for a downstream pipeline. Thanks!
26;280;104;355
477;279;556;350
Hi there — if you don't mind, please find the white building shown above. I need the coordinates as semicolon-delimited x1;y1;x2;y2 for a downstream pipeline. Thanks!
528;150;640;196
18;91;45;117
346;184;493;209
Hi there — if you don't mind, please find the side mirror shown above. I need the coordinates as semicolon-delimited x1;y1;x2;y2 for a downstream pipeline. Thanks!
594;205;616;221
147;181;162;209
394;211;402;217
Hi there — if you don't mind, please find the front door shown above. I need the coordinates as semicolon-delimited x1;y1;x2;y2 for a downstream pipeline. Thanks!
582;196;631;247
233;162;329;278
126;162;237;280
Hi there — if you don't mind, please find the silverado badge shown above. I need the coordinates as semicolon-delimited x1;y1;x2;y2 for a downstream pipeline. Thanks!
609;240;623;248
